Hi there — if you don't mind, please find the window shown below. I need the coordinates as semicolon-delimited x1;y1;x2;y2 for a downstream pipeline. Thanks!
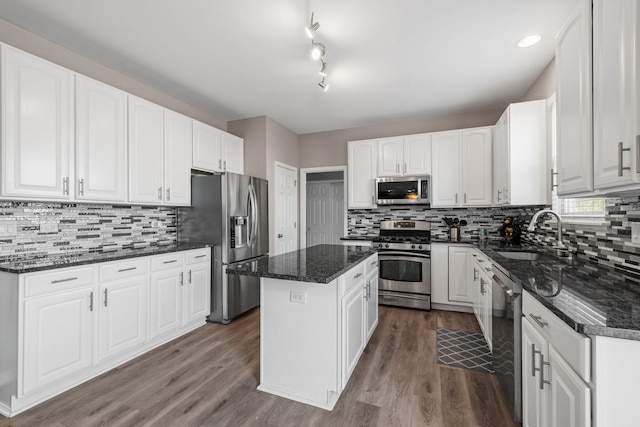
548;95;606;221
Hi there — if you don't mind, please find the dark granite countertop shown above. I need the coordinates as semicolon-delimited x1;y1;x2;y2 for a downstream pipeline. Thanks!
340;235;377;241
0;242;211;274
226;244;376;284
476;240;640;341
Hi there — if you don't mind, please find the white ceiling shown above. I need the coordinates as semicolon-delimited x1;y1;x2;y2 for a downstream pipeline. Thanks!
0;0;578;134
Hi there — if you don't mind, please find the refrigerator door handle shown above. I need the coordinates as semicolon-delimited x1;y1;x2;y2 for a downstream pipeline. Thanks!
248;183;259;246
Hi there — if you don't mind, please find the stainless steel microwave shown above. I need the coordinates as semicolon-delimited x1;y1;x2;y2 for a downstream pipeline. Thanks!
375;176;430;205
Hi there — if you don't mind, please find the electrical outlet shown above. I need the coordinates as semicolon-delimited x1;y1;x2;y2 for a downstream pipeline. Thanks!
290;291;307;304
632;223;640;244
0;218;17;237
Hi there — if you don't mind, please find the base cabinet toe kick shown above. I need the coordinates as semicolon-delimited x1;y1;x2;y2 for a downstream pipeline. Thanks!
258;253;378;410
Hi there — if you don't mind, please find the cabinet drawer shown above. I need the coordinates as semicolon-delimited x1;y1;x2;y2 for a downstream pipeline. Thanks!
24;266;95;297
523;291;591;381
151;252;184;272
185;248;211;264
342;262;366;296
99;258;147;282
364;253;378;276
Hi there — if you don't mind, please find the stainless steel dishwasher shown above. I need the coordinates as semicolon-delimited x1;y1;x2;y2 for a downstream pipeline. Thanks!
490;262;522;423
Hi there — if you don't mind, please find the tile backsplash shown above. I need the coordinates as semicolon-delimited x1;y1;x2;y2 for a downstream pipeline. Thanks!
0;202;176;263
349;196;640;274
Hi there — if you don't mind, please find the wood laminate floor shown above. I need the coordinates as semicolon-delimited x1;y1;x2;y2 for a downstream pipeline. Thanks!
0;306;519;427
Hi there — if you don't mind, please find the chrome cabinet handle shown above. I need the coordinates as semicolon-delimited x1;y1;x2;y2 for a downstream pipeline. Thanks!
89;291;94;312
78;178;85;196
224;160;227;171
118;267;137;273
158;186;162;200
218;159;222;169
550;169;558;190
367;282;371;299
403;163;407;174
166;188;171;201
103;289;108;307
455;193;458;204
188;270;192;284
473;267;478;281
370;260;378;266
195;254;207;259
540;357;551;390
618;141;631;176
51;277;77;284
63;177;69;195
354;272;363;279
463;193;467;204
529;313;548;328
179;271;184;286
163;259;178;264
531;344;541;377
496;189;501;203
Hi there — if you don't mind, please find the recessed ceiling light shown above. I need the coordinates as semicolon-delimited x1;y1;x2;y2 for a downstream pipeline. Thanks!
518;34;542;48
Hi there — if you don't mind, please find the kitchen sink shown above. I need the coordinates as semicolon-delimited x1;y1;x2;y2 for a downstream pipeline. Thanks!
496;251;547;261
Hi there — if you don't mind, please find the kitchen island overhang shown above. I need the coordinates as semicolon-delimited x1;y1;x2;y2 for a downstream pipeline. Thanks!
227;244;378;410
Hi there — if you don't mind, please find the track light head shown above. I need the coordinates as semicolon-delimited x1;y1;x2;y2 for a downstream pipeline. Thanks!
310;42;325;60
319;78;329;92
305;13;320;38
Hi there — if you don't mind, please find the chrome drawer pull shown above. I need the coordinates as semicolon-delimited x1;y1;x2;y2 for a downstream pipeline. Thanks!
532;344;541;377
89;291;94;312
529;314;548;328
104;289;108;307
163;259;178;264
540;357;551;390
51;277;78;284
195;254;207;258
354;273;363;279
618;141;631;176
118;267;137;273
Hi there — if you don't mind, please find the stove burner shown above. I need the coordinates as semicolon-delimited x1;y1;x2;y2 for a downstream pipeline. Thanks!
374;220;431;251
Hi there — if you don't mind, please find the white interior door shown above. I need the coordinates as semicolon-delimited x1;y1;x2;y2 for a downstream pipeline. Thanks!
275;163;298;255
306;181;344;247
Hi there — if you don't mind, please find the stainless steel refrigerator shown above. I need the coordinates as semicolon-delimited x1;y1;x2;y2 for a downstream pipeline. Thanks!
177;173;268;323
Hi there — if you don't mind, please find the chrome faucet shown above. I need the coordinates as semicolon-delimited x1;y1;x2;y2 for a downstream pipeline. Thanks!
527;209;571;255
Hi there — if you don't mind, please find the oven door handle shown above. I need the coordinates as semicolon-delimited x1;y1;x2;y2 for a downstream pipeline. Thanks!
378;251;431;259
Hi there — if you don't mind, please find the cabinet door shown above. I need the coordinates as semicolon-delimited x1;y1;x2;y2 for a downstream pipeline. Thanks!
128;96;164;203
75;75;127;202
347;140;377;208
431;131;461;207
470;258;483;328
522;318;548;427
481;272;492;351
548;346;591;427
493;111;509;205
377;137;404;177
192;121;223;173
447;246;472;304
23;288;93;395
164;110;192;206
556;0;594;195
1;46;73;199
404;133;432;176
184;262;211;325
149;268;184;339
365;267;378;341
461;127;492;206
223;132;244;174
593;0;639;189
97;277;147;362
341;283;365;389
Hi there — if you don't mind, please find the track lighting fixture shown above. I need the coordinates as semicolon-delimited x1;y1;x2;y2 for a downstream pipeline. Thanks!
310;42;325;60
319;60;327;77
305;12;320;38
318;77;329;92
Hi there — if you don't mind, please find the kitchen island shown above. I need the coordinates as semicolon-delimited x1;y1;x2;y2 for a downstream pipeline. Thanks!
227;244;378;410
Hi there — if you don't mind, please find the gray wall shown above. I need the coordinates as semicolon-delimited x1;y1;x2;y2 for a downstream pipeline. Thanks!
0;19;227;130
228;116;268;180
522;59;556;102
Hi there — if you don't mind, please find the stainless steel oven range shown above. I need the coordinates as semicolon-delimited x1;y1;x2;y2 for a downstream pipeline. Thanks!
373;220;431;310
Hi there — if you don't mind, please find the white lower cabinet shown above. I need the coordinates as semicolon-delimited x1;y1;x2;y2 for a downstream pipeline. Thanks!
364;256;379;341
522;291;591;427
448;246;473;305
341;282;365;389
97;275;147;362
22;286;94;396
1;247;210;418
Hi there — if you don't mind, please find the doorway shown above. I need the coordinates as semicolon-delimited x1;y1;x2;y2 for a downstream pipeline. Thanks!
274;162;298;255
300;166;347;248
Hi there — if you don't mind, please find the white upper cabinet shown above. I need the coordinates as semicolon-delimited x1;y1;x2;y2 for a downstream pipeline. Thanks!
75;75;127;202
222;131;244;174
163;110;192;206
1;45;73;199
192;121;244;174
377;134;431;177
128;96;164;204
556;0;594;196
347;139;378;209
377;137;404;176
461;127;492;206
431;130;461;207
493;100;549;206
593;0;640;190
432;127;492;207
